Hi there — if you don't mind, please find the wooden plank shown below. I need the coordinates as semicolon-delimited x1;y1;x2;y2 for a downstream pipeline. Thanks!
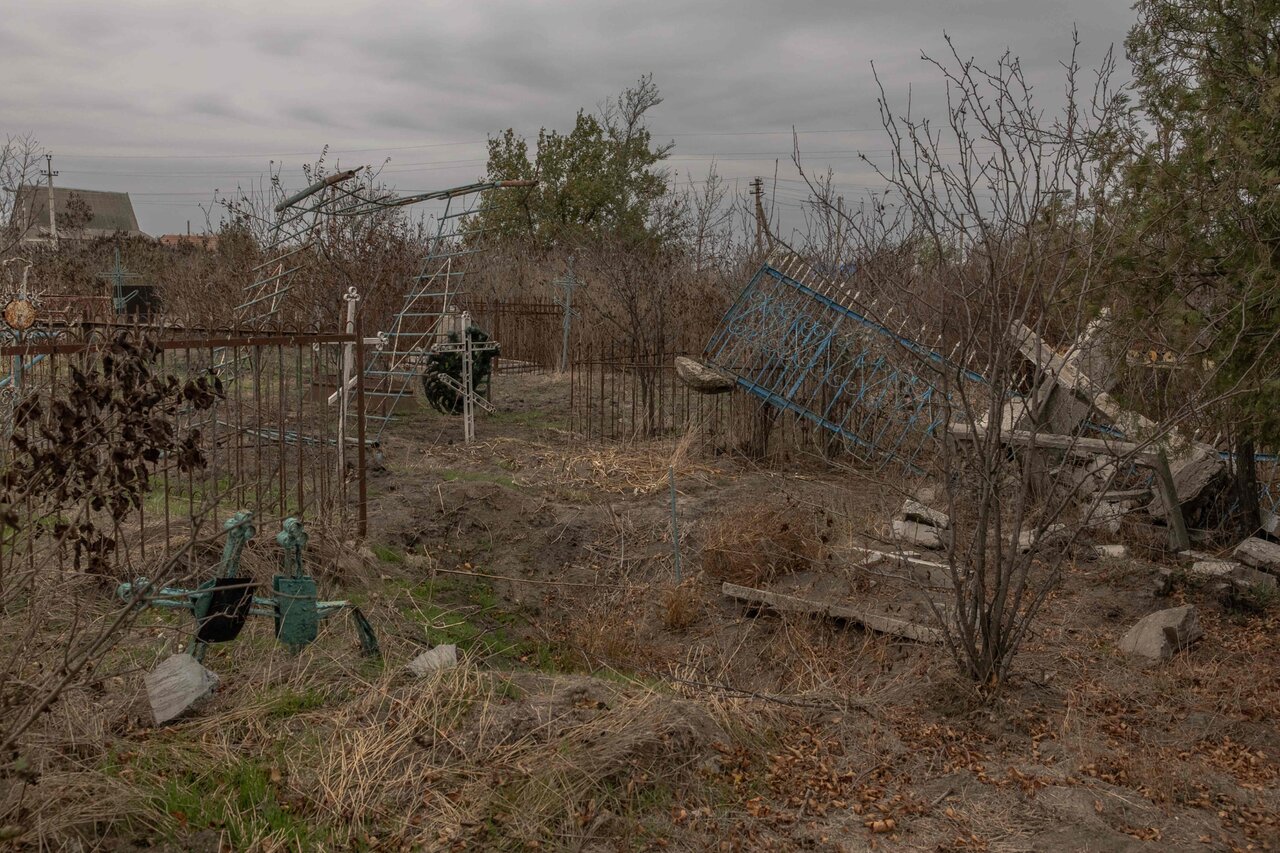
721;582;942;643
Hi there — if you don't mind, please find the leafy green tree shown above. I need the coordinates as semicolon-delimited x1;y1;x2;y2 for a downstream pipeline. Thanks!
467;75;674;246
1111;0;1280;524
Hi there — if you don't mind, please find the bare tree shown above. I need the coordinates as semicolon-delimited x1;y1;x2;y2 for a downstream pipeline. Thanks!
0;133;46;256
796;35;1271;689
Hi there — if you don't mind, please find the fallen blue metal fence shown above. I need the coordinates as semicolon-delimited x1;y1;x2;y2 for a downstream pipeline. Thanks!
703;259;975;473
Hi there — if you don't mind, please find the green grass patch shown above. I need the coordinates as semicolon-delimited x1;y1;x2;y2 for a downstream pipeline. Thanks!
370;543;403;563
393;578;562;668
141;756;326;849
265;687;330;718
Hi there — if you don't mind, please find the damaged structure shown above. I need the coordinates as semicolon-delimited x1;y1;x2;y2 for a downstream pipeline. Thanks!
685;253;1278;645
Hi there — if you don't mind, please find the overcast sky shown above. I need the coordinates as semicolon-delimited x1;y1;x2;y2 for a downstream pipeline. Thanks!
2;1;1136;236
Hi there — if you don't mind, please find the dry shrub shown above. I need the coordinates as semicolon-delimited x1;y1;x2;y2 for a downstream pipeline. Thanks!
702;504;817;587
662;579;705;632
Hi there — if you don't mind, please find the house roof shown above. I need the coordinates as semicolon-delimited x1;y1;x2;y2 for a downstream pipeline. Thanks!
10;185;144;240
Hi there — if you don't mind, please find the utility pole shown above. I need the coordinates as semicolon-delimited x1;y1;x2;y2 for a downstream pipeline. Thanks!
42;153;59;248
749;177;769;253
552;256;583;373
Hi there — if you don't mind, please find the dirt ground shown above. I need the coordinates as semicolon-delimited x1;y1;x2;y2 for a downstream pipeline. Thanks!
8;369;1279;851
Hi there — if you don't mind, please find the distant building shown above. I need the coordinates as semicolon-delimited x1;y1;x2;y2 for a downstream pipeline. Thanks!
158;233;219;251
9;185;146;243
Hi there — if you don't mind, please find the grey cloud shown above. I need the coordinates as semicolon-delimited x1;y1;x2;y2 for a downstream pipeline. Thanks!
1;0;1136;234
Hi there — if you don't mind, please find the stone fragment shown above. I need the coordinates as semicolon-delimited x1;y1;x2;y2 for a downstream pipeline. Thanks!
1084;500;1128;535
892;519;944;551
1148;445;1227;520
900;499;949;530
1190;560;1277;592
674;357;735;394
1017;523;1068;553
1232;537;1280;575
1119;605;1202;660
145;653;219;725
1094;544;1128;559
406;644;458;676
1189;559;1236;579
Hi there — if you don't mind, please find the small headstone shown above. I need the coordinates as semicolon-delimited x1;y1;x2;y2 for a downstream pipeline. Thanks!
145;653;219;725
1232;537;1280;575
1119;605;1202;660
900;499;949;530
406;644;458;676
892;519;944;550
1153;567;1175;597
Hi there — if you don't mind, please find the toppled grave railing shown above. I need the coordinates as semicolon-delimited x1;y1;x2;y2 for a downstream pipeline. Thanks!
700;253;988;473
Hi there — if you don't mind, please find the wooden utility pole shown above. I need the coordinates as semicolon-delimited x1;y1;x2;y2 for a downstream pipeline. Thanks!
42;153;59;248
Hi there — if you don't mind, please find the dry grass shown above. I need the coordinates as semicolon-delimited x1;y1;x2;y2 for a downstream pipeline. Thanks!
701;502;819;587
661;579;705;632
7;372;1280;851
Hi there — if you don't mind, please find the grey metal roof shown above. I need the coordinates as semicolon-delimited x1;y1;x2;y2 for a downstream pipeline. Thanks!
10;185;144;239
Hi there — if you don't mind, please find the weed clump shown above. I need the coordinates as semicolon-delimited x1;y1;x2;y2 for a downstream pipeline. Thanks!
701;504;816;587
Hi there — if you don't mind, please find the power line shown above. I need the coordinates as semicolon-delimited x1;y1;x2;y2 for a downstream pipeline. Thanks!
51;128;892;162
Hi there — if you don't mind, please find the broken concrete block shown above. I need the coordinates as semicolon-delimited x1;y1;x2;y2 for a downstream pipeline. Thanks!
1189;559;1236;578
892;519;944;551
145;653;219;725
675;357;735;394
1190;560;1277;592
1052;462;1102;498
1094;544;1128;559
406;644;458;676
1148;445;1227;520
1083;501;1127;535
1232;537;1280;575
1119;605;1202;660
900;499;949;530
1017;523;1068;553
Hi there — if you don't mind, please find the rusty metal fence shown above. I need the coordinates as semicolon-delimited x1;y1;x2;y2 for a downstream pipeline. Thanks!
0;325;366;578
567;343;838;459
461;297;562;373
